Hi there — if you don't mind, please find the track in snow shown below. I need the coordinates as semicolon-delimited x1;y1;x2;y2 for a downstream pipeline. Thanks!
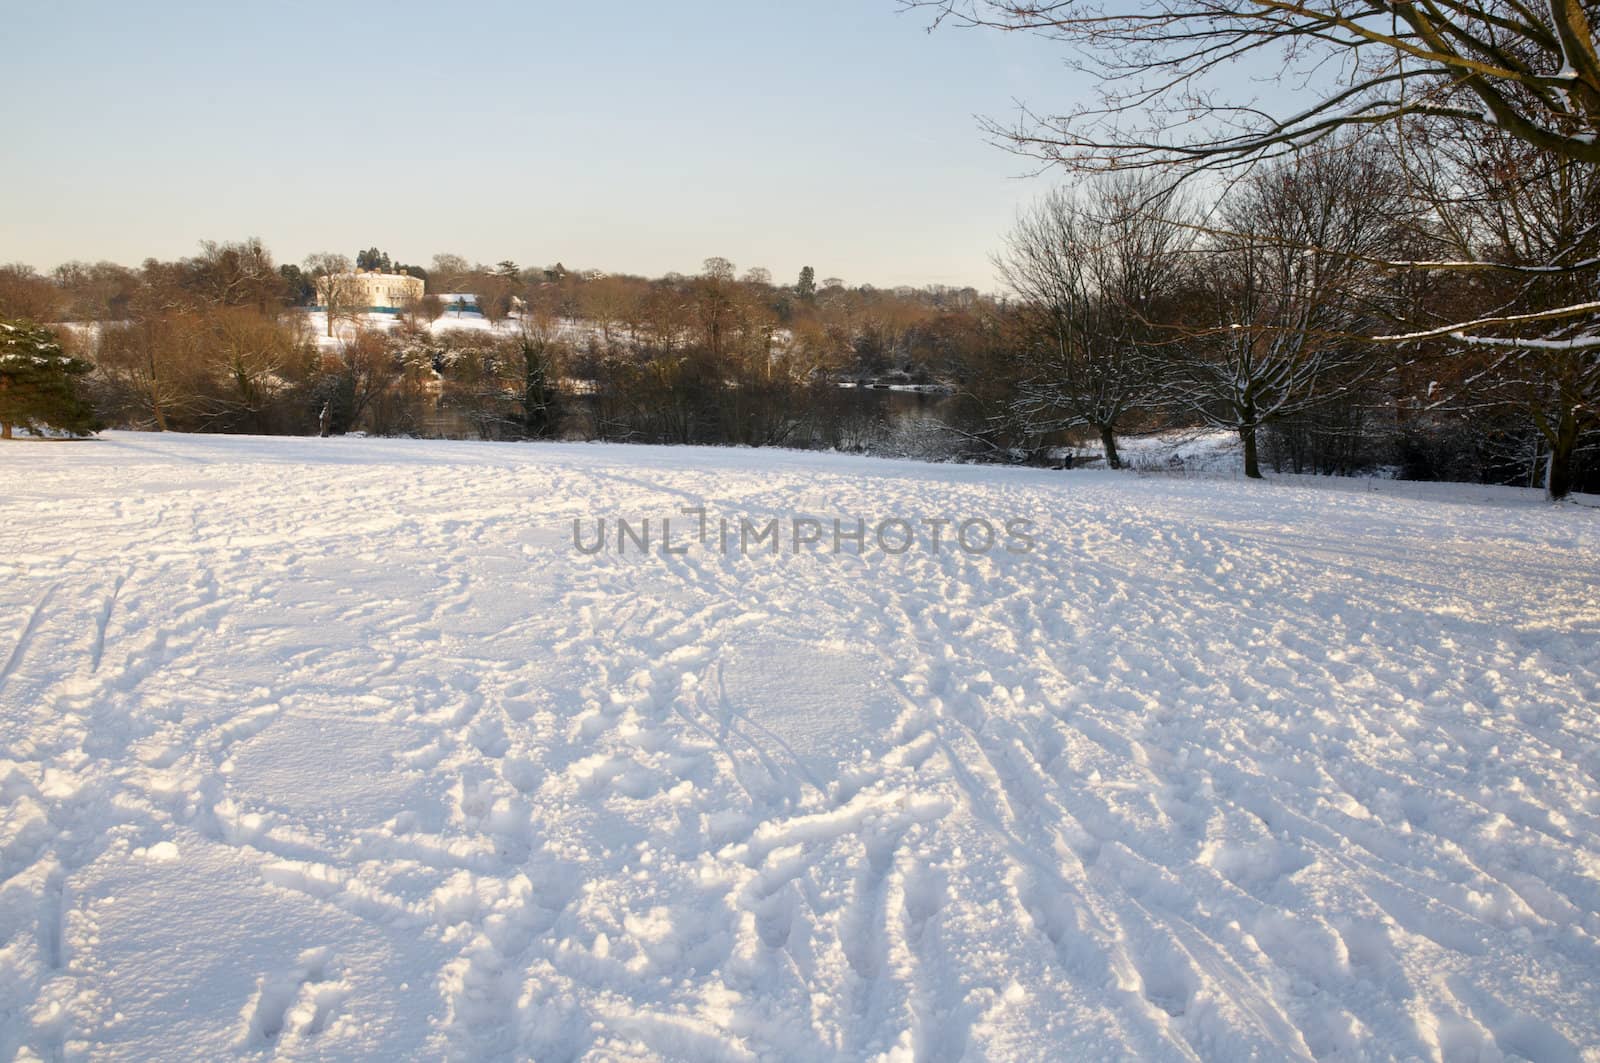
0;432;1597;1061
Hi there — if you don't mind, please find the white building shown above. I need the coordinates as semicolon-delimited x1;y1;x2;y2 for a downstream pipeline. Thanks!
316;269;424;313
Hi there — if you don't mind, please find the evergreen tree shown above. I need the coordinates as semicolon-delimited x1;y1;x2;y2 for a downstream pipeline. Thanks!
355;247;392;272
279;264;315;306
796;266;816;301
0;320;99;439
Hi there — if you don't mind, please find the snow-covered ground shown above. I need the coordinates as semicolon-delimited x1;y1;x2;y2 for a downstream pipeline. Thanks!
2;433;1598;1061
1109;430;1247;475
303;310;609;350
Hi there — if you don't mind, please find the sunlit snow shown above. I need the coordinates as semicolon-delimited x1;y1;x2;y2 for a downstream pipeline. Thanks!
2;433;1597;1060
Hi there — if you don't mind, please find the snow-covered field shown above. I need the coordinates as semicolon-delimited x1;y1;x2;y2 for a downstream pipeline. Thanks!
303;310;607;350
2;433;1598;1062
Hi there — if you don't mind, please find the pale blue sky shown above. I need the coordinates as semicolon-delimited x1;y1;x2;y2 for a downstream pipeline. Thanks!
2;1;1094;290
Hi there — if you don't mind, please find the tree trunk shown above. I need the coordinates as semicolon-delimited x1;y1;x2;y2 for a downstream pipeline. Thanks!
1099;425;1122;470
1241;423;1262;479
1546;408;1579;500
146;354;167;431
1;422;12;440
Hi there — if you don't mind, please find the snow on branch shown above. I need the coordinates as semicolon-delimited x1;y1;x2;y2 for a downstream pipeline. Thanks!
1374;301;1600;345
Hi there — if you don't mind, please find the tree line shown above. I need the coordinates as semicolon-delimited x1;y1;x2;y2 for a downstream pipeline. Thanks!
991;140;1598;496
0;209;1594;495
0;246;993;448
3;0;1597;497
903;0;1600;499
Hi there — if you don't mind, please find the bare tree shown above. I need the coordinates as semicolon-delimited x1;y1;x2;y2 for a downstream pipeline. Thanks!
192;238;285;313
470;271;519;324
208;306;309;433
906;0;1600;172
908;0;1600;358
696;258;738;361
92;315;207;430
326;327;399;434
1384;117;1600;496
1000;174;1192;467
1163;146;1407;477
306;253;359;338
581;275;643;344
400;293;445;332
429;253;472;292
0;265;66;322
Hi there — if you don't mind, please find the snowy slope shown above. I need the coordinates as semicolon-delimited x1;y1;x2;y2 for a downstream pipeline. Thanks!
304;310;605;350
1;433;1598;1061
